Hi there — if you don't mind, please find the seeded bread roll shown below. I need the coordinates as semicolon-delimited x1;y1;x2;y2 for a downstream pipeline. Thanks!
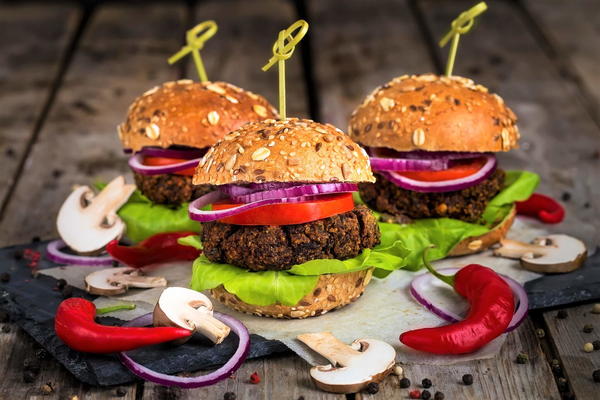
118;80;278;151
210;268;373;319
349;74;519;152
193;117;375;185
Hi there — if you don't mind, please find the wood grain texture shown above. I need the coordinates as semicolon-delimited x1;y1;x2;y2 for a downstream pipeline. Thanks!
144;354;342;400
0;4;79;218
359;319;560;400
308;0;434;130
0;325;136;399
418;0;600;249
0;3;187;246
523;0;600;117
543;303;600;400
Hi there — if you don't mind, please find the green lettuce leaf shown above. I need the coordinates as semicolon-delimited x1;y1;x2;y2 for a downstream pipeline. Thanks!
95;183;200;243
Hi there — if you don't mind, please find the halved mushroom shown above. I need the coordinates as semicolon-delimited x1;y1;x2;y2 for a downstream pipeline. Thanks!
85;267;167;295
153;287;230;345
57;176;135;254
494;234;587;273
297;331;396;394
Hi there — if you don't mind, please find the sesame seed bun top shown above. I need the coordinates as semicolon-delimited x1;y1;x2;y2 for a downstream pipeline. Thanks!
193;118;375;185
118;80;278;151
349;74;520;152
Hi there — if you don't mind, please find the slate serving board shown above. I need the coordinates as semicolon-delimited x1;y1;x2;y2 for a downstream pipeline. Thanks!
1;240;599;386
0;240;288;386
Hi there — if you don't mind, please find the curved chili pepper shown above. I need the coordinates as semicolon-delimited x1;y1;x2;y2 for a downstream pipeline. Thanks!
55;298;191;353
400;255;514;354
516;193;564;224
107;231;200;268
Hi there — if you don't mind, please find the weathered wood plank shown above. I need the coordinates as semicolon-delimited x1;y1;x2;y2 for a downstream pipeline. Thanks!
360;319;559;399
543;303;600;400
523;0;600;118
0;4;79;225
0;3;187;246
417;0;600;248
0;325;136;399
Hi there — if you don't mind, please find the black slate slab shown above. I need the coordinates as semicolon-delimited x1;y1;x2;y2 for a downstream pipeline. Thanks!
0;240;288;386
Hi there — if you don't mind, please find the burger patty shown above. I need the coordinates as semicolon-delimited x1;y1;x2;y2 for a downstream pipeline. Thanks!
201;205;381;272
359;169;505;223
133;172;213;205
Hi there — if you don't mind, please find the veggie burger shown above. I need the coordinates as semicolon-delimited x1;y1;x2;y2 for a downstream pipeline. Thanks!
187;118;383;318
118;79;278;205
349;74;525;254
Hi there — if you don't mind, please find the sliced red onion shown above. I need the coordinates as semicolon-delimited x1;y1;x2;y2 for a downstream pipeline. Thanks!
229;183;357;203
368;148;485;160
410;267;528;332
46;240;115;266
139;147;206;159
381;154;497;193
370;157;450;172
128;153;201;176
219;182;300;198
118;312;250;388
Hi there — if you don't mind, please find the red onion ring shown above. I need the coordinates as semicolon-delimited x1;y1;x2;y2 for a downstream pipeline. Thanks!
381;154;497;193
118;312;250;388
128;153;201;176
370;157;450;172
46;240;115;266
409;267;528;332
139;147;206;159
230;183;358;203
219;182;299;198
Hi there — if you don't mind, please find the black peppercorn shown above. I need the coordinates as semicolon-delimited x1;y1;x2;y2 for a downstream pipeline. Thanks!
516;352;529;364
13;250;23;260
422;378;432;388
297;397;305;400
0;310;9;323
557;310;568;319
593;369;600;383
421;389;431;399
56;279;67;290
434;392;445;400
35;349;49;360
400;377;411;388
224;392;236;400
31;236;40;243
0;272;10;283
61;285;73;299
115;387;127;397
365;382;379;394
561;192;571;202
557;377;568;391
583;324;594;333
462;374;473;385
593;340;600;350
562;392;575;400
2;325;11;333
23;370;36;383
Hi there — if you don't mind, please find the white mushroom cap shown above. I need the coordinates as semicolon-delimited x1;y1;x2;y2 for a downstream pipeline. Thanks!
297;332;396;393
153;287;230;344
56;176;135;253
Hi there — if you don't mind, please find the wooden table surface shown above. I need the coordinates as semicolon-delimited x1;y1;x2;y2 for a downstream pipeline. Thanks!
1;0;599;399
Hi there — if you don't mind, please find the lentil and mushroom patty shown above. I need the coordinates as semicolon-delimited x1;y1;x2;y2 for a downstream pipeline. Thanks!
201;205;381;272
133;172;213;205
359;169;505;223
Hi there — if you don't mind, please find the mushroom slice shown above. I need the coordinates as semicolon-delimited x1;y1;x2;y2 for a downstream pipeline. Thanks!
494;234;587;274
57;176;135;254
85;267;167;296
297;332;396;394
153;287;231;345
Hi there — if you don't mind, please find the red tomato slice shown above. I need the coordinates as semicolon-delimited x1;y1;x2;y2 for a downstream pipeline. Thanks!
143;156;196;176
394;157;487;182
212;193;355;225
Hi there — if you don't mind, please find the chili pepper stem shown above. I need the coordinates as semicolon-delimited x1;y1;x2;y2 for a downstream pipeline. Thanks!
96;303;136;315
422;247;454;287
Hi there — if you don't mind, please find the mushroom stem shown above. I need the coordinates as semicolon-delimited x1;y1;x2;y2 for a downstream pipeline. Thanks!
85;176;135;225
297;332;362;367
182;307;231;344
493;239;548;259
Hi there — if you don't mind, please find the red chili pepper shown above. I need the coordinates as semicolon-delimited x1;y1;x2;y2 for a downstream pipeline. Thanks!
400;253;514;355
106;231;200;268
516;193;565;224
249;372;261;384
55;298;191;353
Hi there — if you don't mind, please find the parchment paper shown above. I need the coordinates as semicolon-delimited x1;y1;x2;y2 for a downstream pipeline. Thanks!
41;216;578;366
